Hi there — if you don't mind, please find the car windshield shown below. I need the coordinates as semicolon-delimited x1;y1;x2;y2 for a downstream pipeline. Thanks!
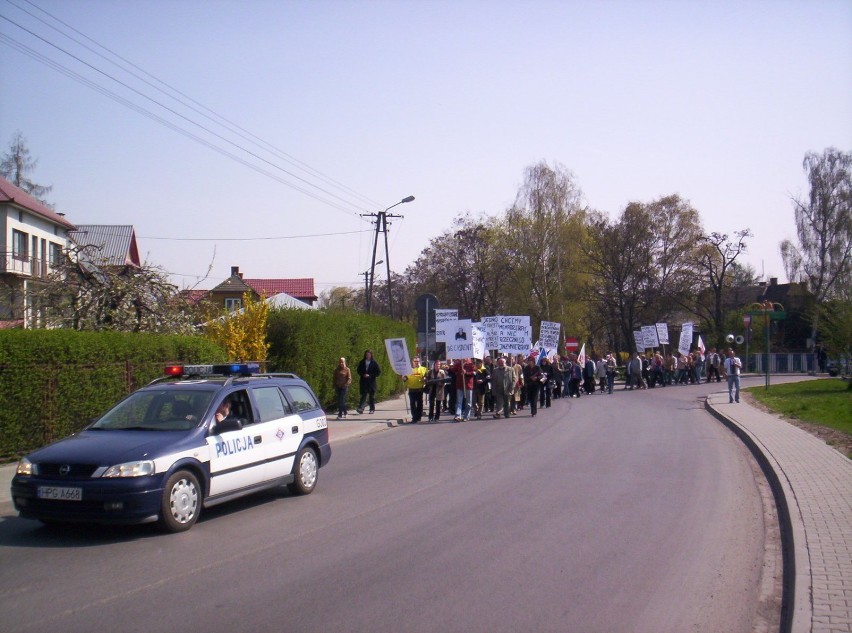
91;390;215;431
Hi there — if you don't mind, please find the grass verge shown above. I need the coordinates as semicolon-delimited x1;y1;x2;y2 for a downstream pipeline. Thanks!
746;379;852;456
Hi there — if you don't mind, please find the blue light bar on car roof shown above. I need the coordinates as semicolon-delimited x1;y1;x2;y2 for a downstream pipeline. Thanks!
164;363;260;377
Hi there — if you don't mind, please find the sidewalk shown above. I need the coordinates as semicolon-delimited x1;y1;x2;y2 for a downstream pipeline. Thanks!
706;392;852;633
0;393;411;505
326;391;409;443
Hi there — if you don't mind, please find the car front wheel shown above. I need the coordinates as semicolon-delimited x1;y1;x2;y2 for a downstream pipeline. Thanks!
288;447;318;495
158;470;201;532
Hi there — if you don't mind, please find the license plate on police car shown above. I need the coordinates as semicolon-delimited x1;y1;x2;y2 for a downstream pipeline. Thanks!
37;486;82;501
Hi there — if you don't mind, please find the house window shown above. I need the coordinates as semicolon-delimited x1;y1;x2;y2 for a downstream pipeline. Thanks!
225;298;242;312
12;230;28;260
49;243;63;267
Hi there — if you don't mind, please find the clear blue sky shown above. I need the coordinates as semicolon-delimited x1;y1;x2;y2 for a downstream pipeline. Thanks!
2;0;850;294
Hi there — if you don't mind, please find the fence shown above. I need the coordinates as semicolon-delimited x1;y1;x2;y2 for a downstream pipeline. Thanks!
745;353;815;374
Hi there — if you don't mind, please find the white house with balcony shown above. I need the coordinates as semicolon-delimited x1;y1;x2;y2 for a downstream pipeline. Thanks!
0;175;76;327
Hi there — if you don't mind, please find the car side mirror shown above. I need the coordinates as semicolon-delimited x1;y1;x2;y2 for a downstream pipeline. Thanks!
213;418;243;434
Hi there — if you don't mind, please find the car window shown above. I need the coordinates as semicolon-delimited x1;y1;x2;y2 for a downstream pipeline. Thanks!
93;390;213;431
282;384;320;413
252;386;293;422
225;389;255;426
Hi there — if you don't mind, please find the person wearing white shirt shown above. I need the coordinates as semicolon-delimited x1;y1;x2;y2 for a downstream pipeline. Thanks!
724;348;742;403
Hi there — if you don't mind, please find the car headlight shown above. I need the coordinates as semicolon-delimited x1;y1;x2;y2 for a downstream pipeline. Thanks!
102;460;155;478
16;457;37;476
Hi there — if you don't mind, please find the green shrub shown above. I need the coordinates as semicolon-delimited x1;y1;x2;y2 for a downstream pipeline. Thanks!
266;308;415;408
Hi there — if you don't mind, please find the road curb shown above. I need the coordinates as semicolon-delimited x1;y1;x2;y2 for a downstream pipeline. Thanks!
704;395;808;633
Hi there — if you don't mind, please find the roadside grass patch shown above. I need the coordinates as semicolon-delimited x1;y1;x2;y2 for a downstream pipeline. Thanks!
746;379;852;436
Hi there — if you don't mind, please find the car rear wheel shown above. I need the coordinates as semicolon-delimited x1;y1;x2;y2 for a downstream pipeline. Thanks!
158;470;200;532
288;447;318;495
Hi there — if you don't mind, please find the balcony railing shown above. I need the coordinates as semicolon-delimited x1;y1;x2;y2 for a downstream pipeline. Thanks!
0;251;56;278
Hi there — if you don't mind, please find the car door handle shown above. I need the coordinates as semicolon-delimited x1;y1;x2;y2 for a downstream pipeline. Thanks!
253;435;262;443
291;426;299;434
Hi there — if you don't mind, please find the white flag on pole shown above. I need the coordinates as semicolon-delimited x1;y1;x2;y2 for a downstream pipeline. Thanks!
577;343;586;366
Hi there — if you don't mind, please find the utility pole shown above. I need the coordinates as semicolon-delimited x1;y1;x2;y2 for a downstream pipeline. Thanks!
362;195;414;318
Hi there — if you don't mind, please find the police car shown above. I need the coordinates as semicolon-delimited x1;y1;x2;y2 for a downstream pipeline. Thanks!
11;364;331;532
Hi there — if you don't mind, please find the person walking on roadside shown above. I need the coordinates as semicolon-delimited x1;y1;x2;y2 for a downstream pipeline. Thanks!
449;358;476;421
596;355;608;393
539;356;554;408
490;356;515;419
583;354;597;395
426;360;447;422
510;355;524;415
567;355;583;398
473;358;489;419
402;357;428;423
724;348;742;403
626;353;644;390
523;356;543;417
356;349;381;414
706;348;722;383
332;357;352;419
605;353;617;394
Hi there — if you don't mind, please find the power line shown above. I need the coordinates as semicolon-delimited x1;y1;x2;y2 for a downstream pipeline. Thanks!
0;10;379;218
6;0;384;211
0;30;366;216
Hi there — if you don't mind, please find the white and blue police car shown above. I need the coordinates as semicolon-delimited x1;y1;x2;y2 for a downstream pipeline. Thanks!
11;363;331;532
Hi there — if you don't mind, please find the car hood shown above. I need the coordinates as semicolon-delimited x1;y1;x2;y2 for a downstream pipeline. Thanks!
27;430;198;466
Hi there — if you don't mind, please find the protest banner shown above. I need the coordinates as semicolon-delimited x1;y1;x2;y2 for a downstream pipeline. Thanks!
385;338;412;376
497;315;531;355
445;319;473;359
482;316;499;351
633;330;645;353
678;322;693;356
641;325;659;349
539;320;561;351
655;322;670;345
471;321;486;360
434;309;458;343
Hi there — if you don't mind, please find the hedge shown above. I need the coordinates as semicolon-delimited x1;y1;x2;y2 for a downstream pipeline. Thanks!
0;330;227;461
0;311;416;460
266;308;415;408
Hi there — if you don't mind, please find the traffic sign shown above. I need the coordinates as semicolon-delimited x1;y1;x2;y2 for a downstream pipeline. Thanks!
565;336;579;351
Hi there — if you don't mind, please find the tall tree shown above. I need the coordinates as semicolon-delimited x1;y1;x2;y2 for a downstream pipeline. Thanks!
642;195;705;317
583;204;655;354
0;131;53;204
399;214;504;320
695;229;752;347
780;148;851;340
503;161;589;331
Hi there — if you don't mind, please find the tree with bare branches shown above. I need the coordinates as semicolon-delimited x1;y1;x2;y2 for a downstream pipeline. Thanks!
695;229;752;347
780;148;851;342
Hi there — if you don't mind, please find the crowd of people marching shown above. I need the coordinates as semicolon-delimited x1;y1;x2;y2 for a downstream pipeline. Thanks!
332;347;744;423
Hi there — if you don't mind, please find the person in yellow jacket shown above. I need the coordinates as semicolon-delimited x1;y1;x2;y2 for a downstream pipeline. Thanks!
403;357;428;423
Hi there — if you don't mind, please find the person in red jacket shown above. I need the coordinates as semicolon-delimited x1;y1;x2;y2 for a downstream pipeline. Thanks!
449;358;476;422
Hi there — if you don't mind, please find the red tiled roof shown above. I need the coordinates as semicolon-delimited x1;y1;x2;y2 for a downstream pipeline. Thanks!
0;176;76;230
180;290;210;305
244;278;317;300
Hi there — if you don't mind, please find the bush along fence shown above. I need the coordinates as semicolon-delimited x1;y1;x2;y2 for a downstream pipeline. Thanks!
266;307;415;410
0;330;226;461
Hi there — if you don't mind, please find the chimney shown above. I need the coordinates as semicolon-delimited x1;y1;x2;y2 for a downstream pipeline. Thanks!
758;281;767;287
230;266;242;279
770;277;778;286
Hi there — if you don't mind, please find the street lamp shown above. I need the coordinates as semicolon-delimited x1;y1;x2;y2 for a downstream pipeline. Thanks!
363;196;415;318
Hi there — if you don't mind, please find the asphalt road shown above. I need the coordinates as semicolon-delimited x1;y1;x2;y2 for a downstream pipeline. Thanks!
0;381;770;633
